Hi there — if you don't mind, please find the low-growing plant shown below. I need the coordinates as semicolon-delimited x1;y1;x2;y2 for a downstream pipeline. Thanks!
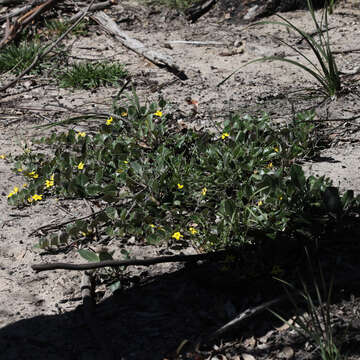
0;41;45;75
219;0;341;98
43;19;89;38
7;91;359;254
57;62;128;89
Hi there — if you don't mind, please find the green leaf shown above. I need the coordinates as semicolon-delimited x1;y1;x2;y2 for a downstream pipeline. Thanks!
290;164;306;189
78;249;99;262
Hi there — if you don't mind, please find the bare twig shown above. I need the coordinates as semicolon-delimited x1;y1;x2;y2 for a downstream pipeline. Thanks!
69;0;114;23
32;250;231;272
0;0;95;92
91;11;188;80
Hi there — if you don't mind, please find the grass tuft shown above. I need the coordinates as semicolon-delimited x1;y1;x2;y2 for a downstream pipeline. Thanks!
57;62;128;89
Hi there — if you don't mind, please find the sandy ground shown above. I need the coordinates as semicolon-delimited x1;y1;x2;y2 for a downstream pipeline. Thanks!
0;1;360;359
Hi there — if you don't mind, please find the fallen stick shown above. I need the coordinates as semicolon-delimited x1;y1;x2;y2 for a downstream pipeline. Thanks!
0;0;95;92
32;250;231;272
165;40;226;47
91;11;188;80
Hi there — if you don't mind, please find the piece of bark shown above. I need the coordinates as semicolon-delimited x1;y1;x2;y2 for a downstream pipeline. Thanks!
92;11;188;80
184;0;217;23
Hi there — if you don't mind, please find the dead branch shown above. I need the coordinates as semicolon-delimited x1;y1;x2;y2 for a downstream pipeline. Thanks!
0;0;95;92
0;0;56;49
184;0;217;23
91;11;188;81
32;250;232;272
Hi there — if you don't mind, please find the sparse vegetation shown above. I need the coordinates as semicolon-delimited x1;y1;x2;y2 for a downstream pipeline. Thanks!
219;0;341;98
56;62;128;89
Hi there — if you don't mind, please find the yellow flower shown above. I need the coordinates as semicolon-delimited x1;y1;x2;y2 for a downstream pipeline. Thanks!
50;174;54;181
28;194;43;202
201;187;207;196
121;111;128;117
17;168;23;172
45;179;54;188
267;162;273;169
172;232;183;241
123;160;128;164
177;183;184;190
274;147;279;153
149;224;156;228
189;227;198;235
23;183;28;188
76;131;86;138
154;110;162;117
106;117;113;125
221;132;229;140
0;154;5;159
279;195;283;201
77;162;84;170
7;186;19;198
257;200;263;206
28;171;39;179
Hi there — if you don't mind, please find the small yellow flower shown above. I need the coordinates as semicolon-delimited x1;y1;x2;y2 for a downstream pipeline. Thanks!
257;200;263;206
221;132;229;140
177;183;184;190
279;195;283;201
28;194;42;202
50;174;54;181
172;232;183;241
123;160;128;164
274;147;279;153
23;183;28;188
154;110;162;117
267;162;273;169
0;154;5;159
77;162;84;170
76;131;86;138
7;186;19;198
106;117;113;125
45;179;54;188
189;227;198;235
28;171;39;179
201;187;207;196
17;168;23;172
121;111;128;117
149;224;156;228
